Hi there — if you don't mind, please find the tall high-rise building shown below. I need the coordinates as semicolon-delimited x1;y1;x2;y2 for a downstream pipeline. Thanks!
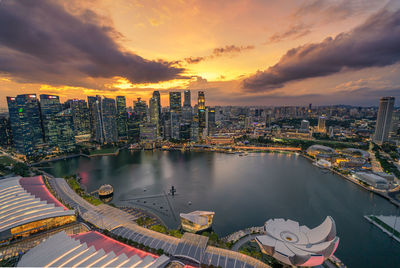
133;98;147;122
197;91;206;139
69;99;90;136
182;106;193;124
152;91;161;115
47;109;76;153
127;112;140;143
169;92;182;112
88;95;101;139
116;96;127;139
191;114;199;142
101;97;118;143
206;107;216;136
184;90;191;107
7;94;43;157
198;91;205;110
149;97;160;137
374;97;395;145
39;94;62;142
170;111;181;140
91;96;118;144
152;91;162;137
317;116;326;133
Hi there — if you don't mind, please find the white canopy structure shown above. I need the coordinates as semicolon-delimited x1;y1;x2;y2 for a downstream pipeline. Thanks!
180;211;215;233
256;216;339;267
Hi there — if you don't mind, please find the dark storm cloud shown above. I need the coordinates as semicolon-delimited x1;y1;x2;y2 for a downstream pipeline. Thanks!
0;0;184;86
268;23;312;43
184;45;255;64
243;8;400;91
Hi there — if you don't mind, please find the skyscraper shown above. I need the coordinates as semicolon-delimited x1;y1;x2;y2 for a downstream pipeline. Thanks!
198;91;205;110
169;92;182;112
69;99;90;136
116;96;127;139
149;97;160;137
88;95;101;139
317;116;326;133
374;96;395;145
39;94;62;142
91;96;118;144
152;91;161;115
184;90;191;107
7;94;43;157
47;109;76;153
133;98;147;122
101;97;118;143
127;112;140;143
206;107;216;136
152;91;162;137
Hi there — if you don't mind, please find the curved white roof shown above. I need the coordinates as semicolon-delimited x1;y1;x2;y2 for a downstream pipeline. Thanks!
0;176;74;238
307;145;336;153
180;211;215;225
17;231;169;267
256;216;339;266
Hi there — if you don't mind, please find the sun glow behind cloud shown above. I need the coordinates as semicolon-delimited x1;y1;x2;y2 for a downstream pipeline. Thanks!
0;0;398;107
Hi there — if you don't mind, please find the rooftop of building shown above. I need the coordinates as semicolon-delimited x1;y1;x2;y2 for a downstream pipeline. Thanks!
0;176;74;239
17;231;168;267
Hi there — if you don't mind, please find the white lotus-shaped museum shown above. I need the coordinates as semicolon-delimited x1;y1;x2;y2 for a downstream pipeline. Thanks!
255;216;339;267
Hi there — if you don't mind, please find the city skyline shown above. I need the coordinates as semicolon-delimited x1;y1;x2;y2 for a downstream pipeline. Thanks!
0;0;400;108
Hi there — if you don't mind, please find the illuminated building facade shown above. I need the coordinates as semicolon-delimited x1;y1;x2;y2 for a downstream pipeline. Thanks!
39;94;62;143
127;112;140;142
7;94;43;157
198;91;205;110
184;90;191;107
87;95;102;140
116;96;127;139
47;109;76;153
149;97;160;137
180;211;215;233
169;92;182;113
69;99;90;136
0;176;75;243
317;116;326;133
133;98;147;123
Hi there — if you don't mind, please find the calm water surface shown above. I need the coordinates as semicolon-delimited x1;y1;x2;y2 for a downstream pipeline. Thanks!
43;150;400;268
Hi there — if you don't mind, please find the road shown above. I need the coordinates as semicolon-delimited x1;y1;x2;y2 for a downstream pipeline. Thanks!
231;234;259;251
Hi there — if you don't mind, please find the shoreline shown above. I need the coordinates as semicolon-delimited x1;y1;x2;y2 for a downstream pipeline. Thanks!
300;154;400;208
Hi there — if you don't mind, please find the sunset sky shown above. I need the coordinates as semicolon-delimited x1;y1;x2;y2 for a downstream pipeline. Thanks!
0;0;399;107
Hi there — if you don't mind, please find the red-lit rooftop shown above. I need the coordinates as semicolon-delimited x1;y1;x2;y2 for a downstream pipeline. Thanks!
19;176;67;210
71;231;158;259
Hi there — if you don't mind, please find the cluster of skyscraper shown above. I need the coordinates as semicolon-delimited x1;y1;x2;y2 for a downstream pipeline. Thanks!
4;90;216;159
